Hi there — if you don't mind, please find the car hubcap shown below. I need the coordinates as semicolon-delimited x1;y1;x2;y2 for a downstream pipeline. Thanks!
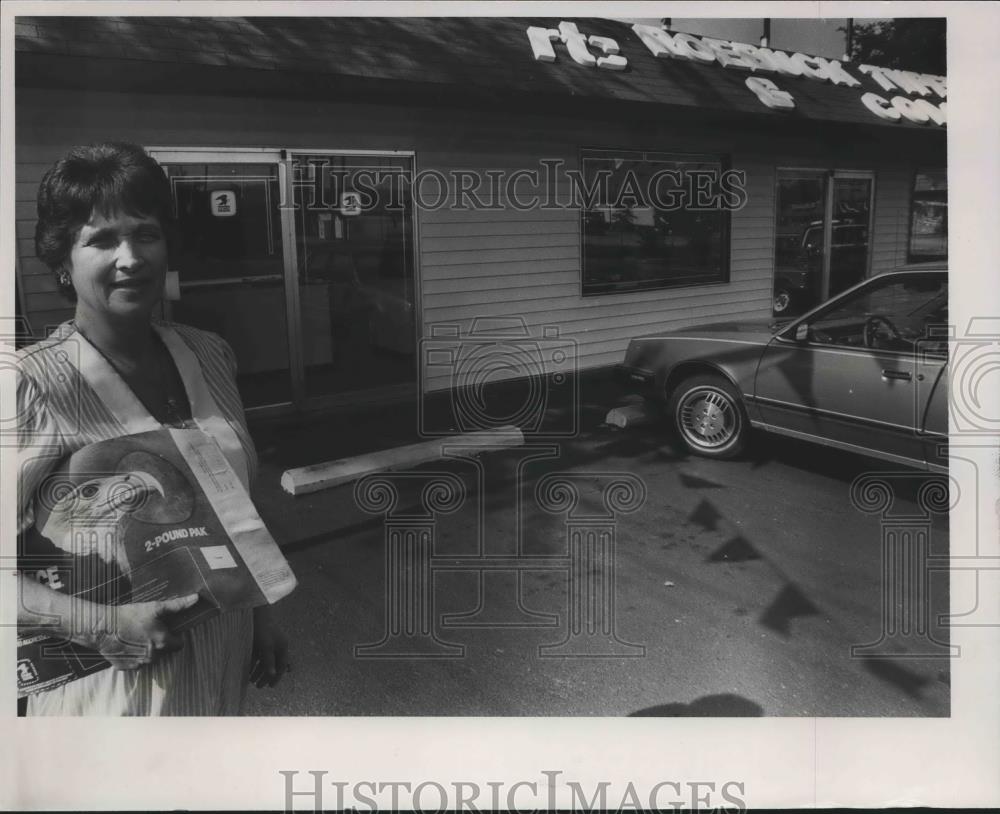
679;388;738;449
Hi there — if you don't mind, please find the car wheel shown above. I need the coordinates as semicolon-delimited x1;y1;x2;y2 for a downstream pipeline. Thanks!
773;287;793;315
668;374;747;458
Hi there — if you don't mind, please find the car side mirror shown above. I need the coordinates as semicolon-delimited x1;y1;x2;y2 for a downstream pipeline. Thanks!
794;323;810;342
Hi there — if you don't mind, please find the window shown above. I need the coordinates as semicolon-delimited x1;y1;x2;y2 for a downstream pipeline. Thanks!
806;273;948;354
908;170;947;262
580;149;730;295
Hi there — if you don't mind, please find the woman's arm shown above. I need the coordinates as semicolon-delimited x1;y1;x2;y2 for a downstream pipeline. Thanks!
18;573;199;670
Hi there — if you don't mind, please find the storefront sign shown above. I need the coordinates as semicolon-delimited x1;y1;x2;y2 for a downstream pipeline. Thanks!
631;23;861;87
744;76;796;110
525;22;946;127
527;22;627;70
860;92;947;125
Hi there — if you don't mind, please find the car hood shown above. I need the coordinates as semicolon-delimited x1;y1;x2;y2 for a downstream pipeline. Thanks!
634;319;779;344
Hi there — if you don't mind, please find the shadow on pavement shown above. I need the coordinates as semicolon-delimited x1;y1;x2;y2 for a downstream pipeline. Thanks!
629;693;764;717
862;657;934;700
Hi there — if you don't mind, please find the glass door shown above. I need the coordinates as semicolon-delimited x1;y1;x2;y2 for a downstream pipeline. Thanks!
290;153;416;402
772;171;826;316
153;150;293;409
772;170;874;317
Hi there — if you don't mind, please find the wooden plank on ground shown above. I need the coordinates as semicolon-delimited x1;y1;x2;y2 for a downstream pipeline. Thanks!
281;425;525;496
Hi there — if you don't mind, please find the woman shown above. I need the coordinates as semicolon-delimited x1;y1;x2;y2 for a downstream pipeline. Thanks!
17;142;289;715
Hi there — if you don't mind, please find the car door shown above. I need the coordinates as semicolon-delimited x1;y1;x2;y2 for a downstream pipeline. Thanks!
753;272;948;467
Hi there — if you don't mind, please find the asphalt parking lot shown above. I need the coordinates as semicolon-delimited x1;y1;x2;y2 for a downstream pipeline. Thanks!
246;393;951;717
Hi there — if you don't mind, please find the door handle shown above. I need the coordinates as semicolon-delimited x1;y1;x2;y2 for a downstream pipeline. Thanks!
881;369;912;381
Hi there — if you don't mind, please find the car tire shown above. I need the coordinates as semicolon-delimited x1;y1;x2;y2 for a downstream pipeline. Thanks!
667;374;748;458
772;287;793;315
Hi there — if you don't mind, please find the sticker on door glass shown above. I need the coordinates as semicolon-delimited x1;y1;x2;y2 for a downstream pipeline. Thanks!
340;192;362;216
210;189;237;217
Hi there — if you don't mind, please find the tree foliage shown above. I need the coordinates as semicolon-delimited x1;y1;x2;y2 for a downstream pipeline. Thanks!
846;19;946;74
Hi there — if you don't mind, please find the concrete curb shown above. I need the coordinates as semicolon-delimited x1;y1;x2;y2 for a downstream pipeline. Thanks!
280;425;525;495
604;401;660;429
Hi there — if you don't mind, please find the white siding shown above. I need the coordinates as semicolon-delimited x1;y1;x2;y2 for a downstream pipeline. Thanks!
415;151;778;391
16;88;936;396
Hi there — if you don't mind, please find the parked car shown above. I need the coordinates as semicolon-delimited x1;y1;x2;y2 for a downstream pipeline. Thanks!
772;221;869;315
617;265;948;471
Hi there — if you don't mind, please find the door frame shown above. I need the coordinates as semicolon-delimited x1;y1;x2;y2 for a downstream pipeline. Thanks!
826;169;876;300
148;146;420;416
148;147;295;416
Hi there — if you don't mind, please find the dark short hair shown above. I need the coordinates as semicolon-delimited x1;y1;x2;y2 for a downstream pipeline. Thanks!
34;142;174;301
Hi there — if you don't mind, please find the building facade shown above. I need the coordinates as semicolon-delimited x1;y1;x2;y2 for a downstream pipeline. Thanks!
14;17;947;418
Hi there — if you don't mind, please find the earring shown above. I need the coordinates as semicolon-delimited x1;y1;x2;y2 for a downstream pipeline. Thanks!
57;270;70;286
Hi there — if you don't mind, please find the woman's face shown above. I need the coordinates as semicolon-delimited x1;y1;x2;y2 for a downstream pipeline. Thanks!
67;209;168;327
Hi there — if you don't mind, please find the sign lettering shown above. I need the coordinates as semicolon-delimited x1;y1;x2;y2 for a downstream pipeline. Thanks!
529;23;945;126
526;24;627;71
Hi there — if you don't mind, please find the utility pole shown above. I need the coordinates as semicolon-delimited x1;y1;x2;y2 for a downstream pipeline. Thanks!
760;18;771;48
843;18;854;61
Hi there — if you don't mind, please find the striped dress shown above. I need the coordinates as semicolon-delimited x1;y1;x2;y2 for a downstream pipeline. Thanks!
18;320;259;716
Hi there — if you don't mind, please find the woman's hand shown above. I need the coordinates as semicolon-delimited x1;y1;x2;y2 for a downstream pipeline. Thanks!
18;575;198;672
93;594;200;671
250;605;289;688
